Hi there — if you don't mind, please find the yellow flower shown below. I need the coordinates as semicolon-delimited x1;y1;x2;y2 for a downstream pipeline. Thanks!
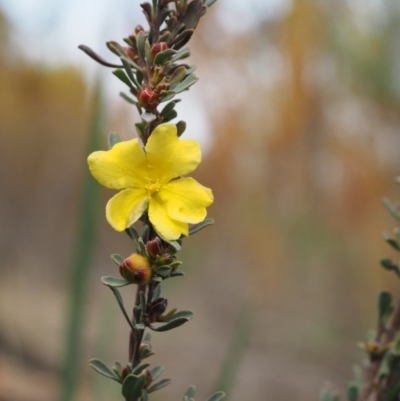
88;123;213;240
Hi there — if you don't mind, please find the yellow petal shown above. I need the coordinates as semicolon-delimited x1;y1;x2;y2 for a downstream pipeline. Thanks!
146;123;201;183
88;139;147;190
148;194;188;240
159;177;213;224
106;188;148;231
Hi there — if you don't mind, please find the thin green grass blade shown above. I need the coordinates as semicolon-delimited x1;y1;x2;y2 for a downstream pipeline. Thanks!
59;81;105;401
214;304;253;400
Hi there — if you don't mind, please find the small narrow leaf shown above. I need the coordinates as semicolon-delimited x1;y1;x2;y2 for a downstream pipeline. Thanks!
171;47;190;62
161;100;180;116
104;285;135;331
205;0;218;6
378;291;394;323
131;363;150;375
150;318;190;332
141;390;149;401
383;232;400;251
164;310;194;322
160;91;176;103
189;218;214;235
205;392;226;401
382;198;400;221
101;276;130;288
150;365;164;381
140;291;146;311
155;265;172;277
173;74;198;93
136;31;146;58
170;270;185;277
183;385;196;399
89;359;120;382
144;332;152;342
108;132;121;149
169;66;187;85
120;92;138;105
346;383;359;401
113;69;135;90
176;121;187;137
122;374;146;400
111;254;124;266
153;49;177;65
147;378;172;393
152;284;161;301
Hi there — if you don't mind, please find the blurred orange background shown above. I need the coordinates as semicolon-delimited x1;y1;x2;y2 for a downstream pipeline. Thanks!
1;1;400;401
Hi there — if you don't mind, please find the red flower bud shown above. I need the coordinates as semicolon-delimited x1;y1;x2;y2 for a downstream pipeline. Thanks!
150;42;168;59
134;25;145;36
123;46;137;61
138;88;160;111
119;253;152;285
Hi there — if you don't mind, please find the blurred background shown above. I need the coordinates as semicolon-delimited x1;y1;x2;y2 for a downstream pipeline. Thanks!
1;0;400;400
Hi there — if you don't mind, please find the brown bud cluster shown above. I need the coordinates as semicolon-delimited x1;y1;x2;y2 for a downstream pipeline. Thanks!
149;297;168;316
146;237;173;264
119;253;152;285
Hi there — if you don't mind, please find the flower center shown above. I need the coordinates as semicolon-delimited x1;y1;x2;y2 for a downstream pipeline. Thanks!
145;180;161;197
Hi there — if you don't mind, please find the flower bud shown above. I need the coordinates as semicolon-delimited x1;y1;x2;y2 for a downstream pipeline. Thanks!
150;297;168;315
134;25;145;35
150;42;168;59
146;238;164;258
143;369;153;387
138;88;160;111
119;253;152;285
123;46;137;61
121;365;131;380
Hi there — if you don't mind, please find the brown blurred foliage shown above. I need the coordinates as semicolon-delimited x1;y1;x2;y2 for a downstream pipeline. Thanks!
1;1;400;401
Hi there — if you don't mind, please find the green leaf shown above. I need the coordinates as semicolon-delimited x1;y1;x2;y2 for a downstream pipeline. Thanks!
205;0;218;6
113;69;135;90
108;132;121;149
346;383;359;401
141;112;157;123
205;392;226;401
169;67;187;86
152;276;163;283
383;232;400;251
171;47;190;62
101;276;130;288
131;363;150;375
183;385;196;399
170;270;185;277
147;378;172;393
381;258;400;276
122;374;146;400
104;285;135;331
319;388;339;401
382;198;400;221
153;49;177;65
161;100;180;117
152;284;161;301
163;110;178;122
120;92;138;105
89;358;120;382
150;365;164;381
189;218;214;235
135;122;146;136
176;121;187;137
182;0;203;30
140;291;146;311
378;291;394;323
136;31;146;59
121;58;137;85
173;74;198;93
140;348;156;359
141;390;149;401
155;265;172;277
160;91;176;103
145;40;151;64
126;226;140;242
111;254;124;266
150;318;190;332
164;310;194;322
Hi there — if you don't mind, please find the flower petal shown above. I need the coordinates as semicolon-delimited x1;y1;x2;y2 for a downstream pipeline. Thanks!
106;188;148;232
159;177;213;224
148;194;188;240
146;123;201;183
88;139;148;190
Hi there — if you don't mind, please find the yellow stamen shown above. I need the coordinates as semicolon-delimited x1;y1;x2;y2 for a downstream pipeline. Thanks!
145;181;161;197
